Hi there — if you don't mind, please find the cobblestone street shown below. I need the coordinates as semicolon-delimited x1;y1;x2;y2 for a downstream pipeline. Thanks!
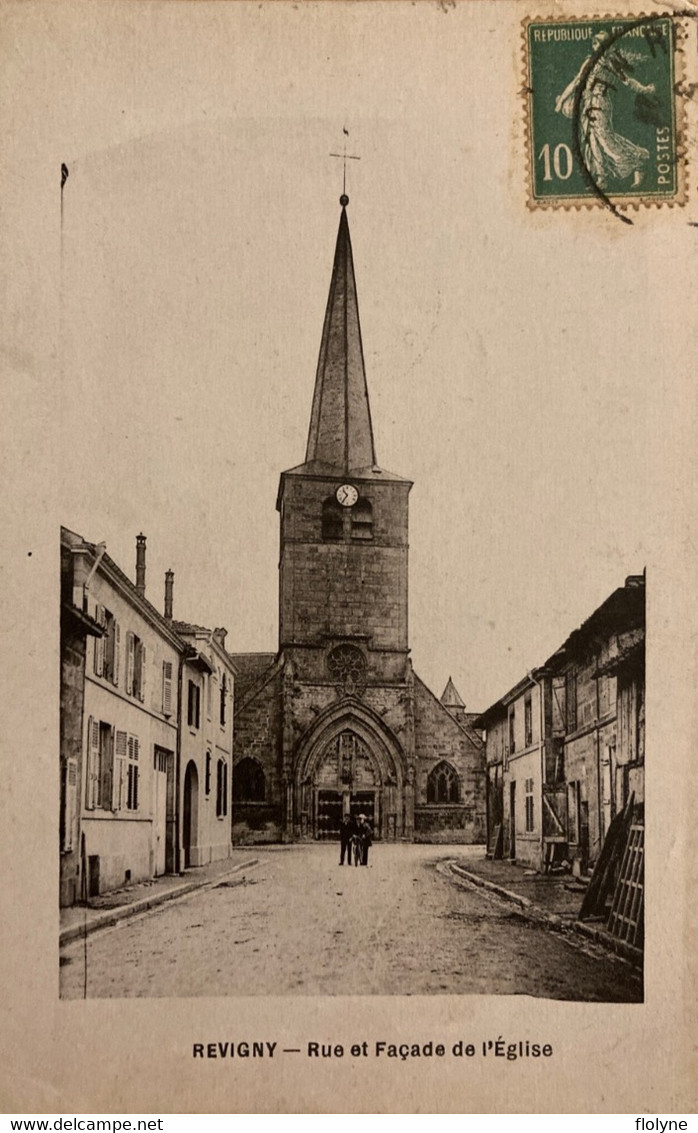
60;845;642;1001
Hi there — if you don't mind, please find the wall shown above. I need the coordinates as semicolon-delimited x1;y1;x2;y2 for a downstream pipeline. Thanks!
278;475;410;651
60;618;88;906
232;665;284;843
80;569;181;894
413;677;486;843
178;651;234;867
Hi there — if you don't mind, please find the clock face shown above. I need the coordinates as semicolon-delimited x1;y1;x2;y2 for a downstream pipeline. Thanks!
336;483;359;508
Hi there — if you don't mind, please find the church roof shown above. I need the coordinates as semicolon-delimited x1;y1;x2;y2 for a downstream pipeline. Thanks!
227;652;278;704
440;676;465;709
305;201;376;474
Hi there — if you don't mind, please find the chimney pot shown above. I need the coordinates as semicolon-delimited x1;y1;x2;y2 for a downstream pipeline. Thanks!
135;533;147;597
164;569;174;620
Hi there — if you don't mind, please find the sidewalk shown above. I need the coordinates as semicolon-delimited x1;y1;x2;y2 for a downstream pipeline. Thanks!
449;855;642;966
60;851;259;947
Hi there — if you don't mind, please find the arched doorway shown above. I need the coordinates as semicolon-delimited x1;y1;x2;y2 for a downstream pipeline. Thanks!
294;707;407;841
183;760;198;868
315;730;381;840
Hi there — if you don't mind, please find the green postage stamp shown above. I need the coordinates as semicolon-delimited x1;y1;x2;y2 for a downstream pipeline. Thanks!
524;15;684;209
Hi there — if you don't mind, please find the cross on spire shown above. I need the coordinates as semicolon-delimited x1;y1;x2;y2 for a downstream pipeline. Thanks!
330;130;360;199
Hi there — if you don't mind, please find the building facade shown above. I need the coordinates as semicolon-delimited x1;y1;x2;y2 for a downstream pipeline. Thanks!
60;529;236;903
232;199;486;845
172;618;236;868
477;575;645;873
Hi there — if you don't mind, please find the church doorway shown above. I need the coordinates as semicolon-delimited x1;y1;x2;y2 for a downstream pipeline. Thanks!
312;731;382;840
315;788;379;840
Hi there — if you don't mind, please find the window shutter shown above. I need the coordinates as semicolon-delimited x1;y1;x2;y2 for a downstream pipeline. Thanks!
101;727;114;811
94;606;105;676
113;621;121;687
114;729;128;809
126;633;135;695
139;644;146;703
86;717;100;809
61;758;78;851
162;661;173;716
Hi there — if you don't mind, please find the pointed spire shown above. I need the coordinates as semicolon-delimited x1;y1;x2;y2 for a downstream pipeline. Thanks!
305;199;376;473
441;677;465;709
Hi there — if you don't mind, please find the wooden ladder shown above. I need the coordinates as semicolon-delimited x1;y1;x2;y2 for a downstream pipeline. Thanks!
606;823;644;948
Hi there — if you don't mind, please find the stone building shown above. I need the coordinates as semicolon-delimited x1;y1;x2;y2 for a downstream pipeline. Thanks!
59;528;236;903
477;574;645;873
61;528;185;897
231;199;486;844
546;574;645;872
60;534;104;907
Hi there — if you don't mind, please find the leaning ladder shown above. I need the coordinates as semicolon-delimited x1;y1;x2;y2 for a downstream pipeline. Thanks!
606;823;644;949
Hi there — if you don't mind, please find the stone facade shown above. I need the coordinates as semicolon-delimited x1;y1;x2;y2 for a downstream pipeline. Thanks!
232;201;486;845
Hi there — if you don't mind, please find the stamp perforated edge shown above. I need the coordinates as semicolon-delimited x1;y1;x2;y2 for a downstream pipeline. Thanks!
521;11;690;213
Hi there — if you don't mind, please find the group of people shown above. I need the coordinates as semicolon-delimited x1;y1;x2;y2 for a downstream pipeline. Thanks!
339;812;373;867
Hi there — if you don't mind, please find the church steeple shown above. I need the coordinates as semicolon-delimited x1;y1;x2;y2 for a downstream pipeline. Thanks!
305;197;376;473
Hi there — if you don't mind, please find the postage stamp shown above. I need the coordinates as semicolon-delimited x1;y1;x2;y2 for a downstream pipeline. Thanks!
524;15;684;210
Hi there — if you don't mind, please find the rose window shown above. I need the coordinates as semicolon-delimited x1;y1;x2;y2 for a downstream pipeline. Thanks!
327;644;367;697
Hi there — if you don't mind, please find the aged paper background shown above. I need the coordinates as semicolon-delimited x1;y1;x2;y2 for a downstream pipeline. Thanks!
1;0;697;1114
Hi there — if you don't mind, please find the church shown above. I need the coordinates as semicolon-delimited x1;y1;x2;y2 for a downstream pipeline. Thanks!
231;195;486;845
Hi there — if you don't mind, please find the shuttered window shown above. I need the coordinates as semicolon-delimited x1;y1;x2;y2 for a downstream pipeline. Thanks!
220;673;227;727
113;730;139;812
162;660;173;716
60;758;78;851
126;633;146;701
216;759;228;818
94;606;120;685
187;680;201;729
525;778;535;832
127;735;140;811
85;717;101;809
524;694;533;748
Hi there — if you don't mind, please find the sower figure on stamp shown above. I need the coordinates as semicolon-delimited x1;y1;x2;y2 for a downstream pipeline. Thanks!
339;812;356;866
554;31;655;189
356;813;373;867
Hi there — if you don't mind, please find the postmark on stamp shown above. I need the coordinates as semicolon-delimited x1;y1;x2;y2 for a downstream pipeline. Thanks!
524;15;684;211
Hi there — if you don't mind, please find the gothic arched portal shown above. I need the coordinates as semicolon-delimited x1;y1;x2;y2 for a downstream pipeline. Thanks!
293;704;410;842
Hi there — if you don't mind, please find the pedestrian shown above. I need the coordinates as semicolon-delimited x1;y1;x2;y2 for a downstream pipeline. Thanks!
339;812;356;866
356;813;373;867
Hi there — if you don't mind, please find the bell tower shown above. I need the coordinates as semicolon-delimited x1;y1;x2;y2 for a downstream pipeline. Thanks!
231;193;485;848
277;196;412;681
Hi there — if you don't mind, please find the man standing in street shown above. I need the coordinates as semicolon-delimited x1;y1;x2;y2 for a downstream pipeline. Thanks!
356;813;373;867
339;812;355;866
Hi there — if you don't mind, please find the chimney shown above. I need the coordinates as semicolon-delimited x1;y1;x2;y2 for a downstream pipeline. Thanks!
164;570;174;620
213;627;227;649
135;533;147;597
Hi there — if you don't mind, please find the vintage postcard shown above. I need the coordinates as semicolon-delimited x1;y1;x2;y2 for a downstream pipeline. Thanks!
1;0;697;1115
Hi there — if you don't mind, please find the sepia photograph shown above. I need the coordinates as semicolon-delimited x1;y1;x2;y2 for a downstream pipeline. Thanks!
2;0;696;1113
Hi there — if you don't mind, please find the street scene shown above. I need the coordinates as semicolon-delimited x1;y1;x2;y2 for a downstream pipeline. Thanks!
59;845;641;1001
59;163;644;1002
